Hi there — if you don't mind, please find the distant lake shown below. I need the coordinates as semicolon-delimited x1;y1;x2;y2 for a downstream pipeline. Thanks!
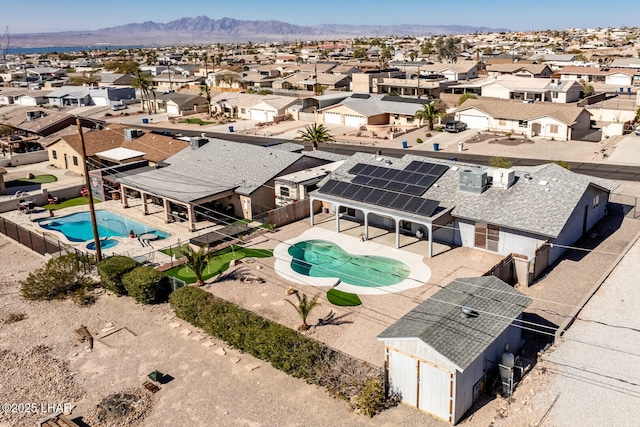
9;45;146;55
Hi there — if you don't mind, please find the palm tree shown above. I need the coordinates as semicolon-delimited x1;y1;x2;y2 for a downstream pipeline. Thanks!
199;83;213;118
458;92;477;106
132;69;153;113
414;100;447;130
295;123;335;150
179;245;210;286
286;292;321;331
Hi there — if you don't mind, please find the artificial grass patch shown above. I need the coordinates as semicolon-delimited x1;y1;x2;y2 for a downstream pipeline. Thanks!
5;174;58;187
179;118;214;125
44;197;101;211
160;243;190;257
164;245;272;284
327;289;362;306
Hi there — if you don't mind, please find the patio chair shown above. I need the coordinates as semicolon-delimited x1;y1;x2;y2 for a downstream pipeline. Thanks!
80;187;89;197
47;193;59;204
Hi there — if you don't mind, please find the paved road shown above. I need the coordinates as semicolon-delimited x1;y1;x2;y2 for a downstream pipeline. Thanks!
139;125;640;182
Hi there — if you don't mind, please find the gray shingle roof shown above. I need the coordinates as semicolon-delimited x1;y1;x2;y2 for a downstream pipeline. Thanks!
455;98;588;125
162;138;303;195
378;276;532;371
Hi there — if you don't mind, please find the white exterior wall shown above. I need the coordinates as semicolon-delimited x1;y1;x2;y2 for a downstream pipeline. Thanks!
481;84;510;99
606;73;633;86
18;97;38;106
456;218;545;260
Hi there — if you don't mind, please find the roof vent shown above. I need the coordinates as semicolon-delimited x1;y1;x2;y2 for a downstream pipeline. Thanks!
538;180;548;186
461;306;478;318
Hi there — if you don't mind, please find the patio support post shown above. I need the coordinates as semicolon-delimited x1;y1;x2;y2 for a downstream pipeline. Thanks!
309;197;315;226
142;192;149;215
335;204;340;233
163;198;171;223
187;204;196;232
427;223;433;258
121;185;129;208
395;217;400;249
364;210;369;240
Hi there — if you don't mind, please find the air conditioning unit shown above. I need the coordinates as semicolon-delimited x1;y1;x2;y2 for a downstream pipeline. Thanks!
459;169;488;194
492;168;515;189
124;129;144;140
190;137;208;150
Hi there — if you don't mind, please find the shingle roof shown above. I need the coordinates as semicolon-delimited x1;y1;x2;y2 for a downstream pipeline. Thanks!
455;98;588;125
162;138;303;195
321;94;432;117
378;276;531;371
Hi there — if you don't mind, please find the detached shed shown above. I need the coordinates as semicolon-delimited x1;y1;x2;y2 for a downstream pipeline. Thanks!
378;276;531;424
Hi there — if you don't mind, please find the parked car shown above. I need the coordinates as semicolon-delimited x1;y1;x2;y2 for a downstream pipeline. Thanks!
111;104;127;111
636;126;640;136
445;121;467;133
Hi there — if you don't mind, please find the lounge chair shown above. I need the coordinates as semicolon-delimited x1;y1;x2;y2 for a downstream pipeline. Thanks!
47;193;59;204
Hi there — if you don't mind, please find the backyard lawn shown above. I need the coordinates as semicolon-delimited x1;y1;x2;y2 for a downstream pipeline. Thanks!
5;174;58;187
164;245;272;284
44;197;101;211
179;118;215;125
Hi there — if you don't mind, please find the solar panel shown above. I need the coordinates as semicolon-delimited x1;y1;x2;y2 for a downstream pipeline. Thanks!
415;162;434;174
385;181;407;192
404;185;425;196
404;197;425;213
394;170;413;183
369;167;387;178
381;168;400;180
407;172;426;184
416;174;435;187
368;178;389;189
351;186;370;202
361;164;377;176
364;188;386;204
352;175;372;185
390;194;412;210
319;179;339;194
404;161;422;172
348;163;367;175
429;164;449;177
377;191;398;207
332;181;352;196
416;199;440;217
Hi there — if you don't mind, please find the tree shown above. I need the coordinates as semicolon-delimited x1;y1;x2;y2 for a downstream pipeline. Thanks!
489;156;513;169
435;36;461;63
408;50;418;61
458;92;477;106
132;69;154;113
295;123;335;150
579;79;595;97
179;245;210;287
414;100;447;130
199;83;212;118
286;292;321;331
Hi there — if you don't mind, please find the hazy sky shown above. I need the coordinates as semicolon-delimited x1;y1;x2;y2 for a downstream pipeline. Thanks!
2;0;637;33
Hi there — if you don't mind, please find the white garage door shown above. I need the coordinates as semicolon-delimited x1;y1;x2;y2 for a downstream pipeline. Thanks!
606;75;631;86
344;114;366;127
388;350;418;407
459;114;488;130
167;104;180;116
250;109;267;121
324;112;341;124
267;111;276;122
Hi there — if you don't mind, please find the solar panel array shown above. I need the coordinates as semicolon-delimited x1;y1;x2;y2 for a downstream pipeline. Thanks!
317;160;447;217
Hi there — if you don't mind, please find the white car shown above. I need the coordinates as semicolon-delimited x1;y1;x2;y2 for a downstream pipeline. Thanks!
636;126;640;136
111;104;127;111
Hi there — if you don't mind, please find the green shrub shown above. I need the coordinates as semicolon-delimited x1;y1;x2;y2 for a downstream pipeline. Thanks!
425;133;432;137
416;138;423;144
21;253;96;302
354;377;389;417
122;266;171;304
168;285;211;326
97;256;139;296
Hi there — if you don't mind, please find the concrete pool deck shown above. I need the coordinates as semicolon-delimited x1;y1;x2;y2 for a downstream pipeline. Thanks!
274;227;432;295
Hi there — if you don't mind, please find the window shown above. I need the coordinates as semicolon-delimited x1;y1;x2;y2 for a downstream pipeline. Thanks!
475;222;500;252
339;206;356;217
593;194;600;208
552;92;558;99
52;150;57;159
518;120;528;128
240;108;246;114
279;186;290;197
498;119;506;126
549;124;559;134
72;156;78;166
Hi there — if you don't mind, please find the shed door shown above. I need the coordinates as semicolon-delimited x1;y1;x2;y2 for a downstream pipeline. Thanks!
324;112;341;124
458;114;488;130
388;350;418;407
419;361;454;422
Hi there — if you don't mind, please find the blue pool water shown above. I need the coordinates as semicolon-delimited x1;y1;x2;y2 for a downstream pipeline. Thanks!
38;211;170;242
86;239;120;250
288;240;410;288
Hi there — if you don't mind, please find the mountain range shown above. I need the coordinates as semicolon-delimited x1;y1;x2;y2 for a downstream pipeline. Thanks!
11;16;509;48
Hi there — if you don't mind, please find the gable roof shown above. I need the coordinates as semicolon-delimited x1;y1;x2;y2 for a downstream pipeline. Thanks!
321;94;432;117
455;98;588;125
378;276;531;371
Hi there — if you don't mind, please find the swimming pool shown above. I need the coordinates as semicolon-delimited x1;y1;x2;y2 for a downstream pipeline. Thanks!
38;210;170;243
288;240;410;288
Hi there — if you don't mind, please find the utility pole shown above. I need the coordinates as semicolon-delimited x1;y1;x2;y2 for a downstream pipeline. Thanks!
76;117;102;261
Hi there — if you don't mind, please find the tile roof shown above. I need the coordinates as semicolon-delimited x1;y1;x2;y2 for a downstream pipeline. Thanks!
455;98;588;125
378;276;531;371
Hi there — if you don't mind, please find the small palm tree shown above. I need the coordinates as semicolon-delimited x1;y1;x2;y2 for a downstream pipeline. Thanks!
295;123;335;150
286;292;321;331
414;100;447;131
458;92;477;106
199;83;213;118
179;245;210;286
132;69;153;113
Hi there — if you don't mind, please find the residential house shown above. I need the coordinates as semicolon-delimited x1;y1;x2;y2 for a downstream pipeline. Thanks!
379;276;531;424
320;94;437;128
16;90;52;106
275;160;345;207
352;70;451;98
309;153;618;283
25;67;66;82
389;61;479;81
0;107;96;138
47;86;136;107
559;66;638;86
486;63;553;79
163;94;207;117
454;98;591;140
116;139;343;230
97;73;136;87
209;93;298;121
